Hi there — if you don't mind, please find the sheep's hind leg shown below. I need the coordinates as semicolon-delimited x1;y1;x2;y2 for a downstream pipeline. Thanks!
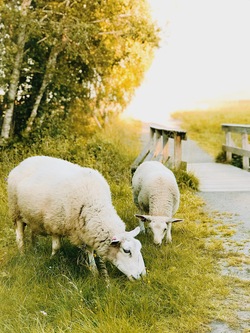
15;220;25;254
51;235;61;257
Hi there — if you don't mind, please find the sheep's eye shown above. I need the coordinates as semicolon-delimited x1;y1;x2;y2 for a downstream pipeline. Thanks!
163;228;167;232
123;248;131;254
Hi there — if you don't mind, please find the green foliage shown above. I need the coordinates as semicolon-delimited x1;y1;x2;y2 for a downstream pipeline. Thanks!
0;119;235;332
0;0;159;138
215;151;247;169
173;168;199;191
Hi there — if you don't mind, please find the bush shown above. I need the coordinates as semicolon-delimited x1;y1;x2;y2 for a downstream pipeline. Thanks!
173;168;199;191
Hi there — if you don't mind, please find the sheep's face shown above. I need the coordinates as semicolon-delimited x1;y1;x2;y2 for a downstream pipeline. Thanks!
135;214;183;245
149;216;170;245
108;226;146;280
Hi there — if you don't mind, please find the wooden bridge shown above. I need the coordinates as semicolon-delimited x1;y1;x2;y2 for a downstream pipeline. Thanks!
221;123;250;171
132;123;250;192
131;124;187;173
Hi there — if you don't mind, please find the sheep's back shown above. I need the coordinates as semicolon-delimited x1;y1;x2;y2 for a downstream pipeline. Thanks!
132;161;180;215
7;156;111;235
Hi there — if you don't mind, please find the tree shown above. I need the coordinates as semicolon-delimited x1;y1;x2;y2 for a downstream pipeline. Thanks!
0;0;159;141
0;0;32;141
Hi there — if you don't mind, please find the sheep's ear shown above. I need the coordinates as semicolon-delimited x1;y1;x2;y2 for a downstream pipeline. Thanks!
127;226;140;238
110;236;121;247
167;218;184;224
135;214;151;222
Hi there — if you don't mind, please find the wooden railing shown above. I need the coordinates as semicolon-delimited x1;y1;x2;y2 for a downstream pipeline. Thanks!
131;124;187;173
222;123;250;171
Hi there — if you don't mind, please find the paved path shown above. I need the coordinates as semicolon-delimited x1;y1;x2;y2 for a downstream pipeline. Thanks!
188;162;250;192
183;140;250;333
184;140;250;192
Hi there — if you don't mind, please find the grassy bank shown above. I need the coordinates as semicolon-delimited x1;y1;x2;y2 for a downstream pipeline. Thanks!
0;119;230;332
172;101;250;159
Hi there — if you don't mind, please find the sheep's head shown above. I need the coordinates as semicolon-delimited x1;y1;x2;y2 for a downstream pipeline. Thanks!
107;226;146;280
135;214;183;245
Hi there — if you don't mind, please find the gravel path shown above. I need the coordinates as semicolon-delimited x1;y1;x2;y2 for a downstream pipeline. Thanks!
187;146;250;333
140;122;250;332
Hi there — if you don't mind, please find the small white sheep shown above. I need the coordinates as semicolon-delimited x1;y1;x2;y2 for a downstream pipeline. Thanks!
7;156;146;280
132;161;183;245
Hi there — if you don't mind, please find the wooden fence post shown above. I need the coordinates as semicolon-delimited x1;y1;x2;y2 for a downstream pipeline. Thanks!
222;123;250;171
174;133;182;169
131;124;187;173
162;132;169;164
225;130;232;162
242;132;249;170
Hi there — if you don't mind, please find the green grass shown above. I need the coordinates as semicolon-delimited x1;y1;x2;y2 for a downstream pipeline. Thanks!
0;118;235;332
172;101;250;159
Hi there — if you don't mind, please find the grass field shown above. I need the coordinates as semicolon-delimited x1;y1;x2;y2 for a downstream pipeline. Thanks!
172;101;250;159
0;118;240;332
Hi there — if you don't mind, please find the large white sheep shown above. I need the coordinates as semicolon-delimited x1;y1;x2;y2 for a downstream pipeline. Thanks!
7;156;146;280
132;161;183;245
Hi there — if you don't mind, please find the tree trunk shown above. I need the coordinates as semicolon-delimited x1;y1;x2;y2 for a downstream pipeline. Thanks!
93;114;103;129
0;0;32;142
24;46;61;134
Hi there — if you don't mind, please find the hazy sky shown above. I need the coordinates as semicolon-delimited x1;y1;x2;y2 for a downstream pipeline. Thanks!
123;0;250;124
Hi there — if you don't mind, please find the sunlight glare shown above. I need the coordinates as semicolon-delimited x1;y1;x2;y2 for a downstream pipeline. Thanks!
122;0;250;125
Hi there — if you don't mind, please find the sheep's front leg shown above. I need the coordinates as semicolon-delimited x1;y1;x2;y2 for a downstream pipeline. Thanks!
138;208;146;233
139;219;146;233
96;256;110;287
77;247;99;276
51;235;61;257
16;220;25;254
166;222;172;243
86;249;99;276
